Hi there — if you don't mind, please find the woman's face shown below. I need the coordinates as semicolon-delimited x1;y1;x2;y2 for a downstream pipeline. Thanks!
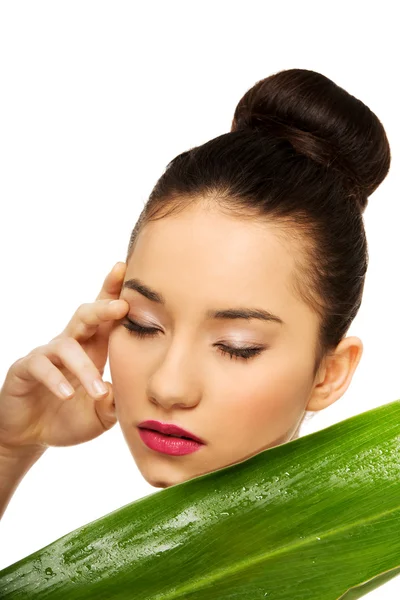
108;203;321;488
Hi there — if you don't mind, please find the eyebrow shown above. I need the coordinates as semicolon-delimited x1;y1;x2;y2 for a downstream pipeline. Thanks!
123;278;284;325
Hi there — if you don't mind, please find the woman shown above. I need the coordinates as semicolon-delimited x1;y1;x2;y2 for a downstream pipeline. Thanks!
0;68;391;514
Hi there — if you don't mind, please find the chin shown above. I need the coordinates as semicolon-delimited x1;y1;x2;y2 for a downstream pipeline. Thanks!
145;474;181;489
151;480;171;489
139;465;180;489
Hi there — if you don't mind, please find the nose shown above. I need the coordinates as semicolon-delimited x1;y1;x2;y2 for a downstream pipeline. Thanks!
146;338;202;410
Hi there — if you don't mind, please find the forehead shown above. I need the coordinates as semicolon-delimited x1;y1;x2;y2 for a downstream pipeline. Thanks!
126;205;308;322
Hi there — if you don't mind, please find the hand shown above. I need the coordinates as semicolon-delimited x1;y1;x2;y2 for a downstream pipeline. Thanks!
0;262;130;453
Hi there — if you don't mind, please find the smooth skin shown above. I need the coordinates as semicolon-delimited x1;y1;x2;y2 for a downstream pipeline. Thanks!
0;202;363;517
0;262;130;453
108;203;363;489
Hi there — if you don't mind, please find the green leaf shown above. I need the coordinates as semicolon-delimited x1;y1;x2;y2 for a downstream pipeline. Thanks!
1;399;400;599
338;565;400;599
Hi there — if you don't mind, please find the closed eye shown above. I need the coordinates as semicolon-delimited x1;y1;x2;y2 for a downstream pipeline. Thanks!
122;318;159;339
122;318;265;362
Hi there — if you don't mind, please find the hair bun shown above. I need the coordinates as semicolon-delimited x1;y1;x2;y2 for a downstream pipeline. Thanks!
231;69;391;211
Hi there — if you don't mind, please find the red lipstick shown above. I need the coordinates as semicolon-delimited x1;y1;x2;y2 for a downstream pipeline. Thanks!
137;420;205;456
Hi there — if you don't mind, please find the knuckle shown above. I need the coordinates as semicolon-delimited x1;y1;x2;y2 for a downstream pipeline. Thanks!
29;344;46;355
54;336;95;372
54;336;79;352
8;356;25;374
80;360;98;378
43;360;56;380
26;348;41;361
76;302;90;315
11;355;25;367
25;352;42;370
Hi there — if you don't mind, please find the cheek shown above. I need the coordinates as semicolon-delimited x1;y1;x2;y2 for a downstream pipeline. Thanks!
108;329;125;382
108;330;145;413
209;352;312;442
213;370;286;433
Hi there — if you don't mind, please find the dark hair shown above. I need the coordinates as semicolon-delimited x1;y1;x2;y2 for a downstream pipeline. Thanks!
126;68;391;381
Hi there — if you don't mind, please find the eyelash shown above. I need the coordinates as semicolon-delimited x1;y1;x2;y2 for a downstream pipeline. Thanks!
122;319;264;362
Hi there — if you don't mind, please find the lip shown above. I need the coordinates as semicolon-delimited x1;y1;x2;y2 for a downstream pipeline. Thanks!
138;428;204;456
137;420;205;444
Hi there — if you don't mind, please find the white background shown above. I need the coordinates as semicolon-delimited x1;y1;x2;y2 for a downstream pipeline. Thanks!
0;1;399;597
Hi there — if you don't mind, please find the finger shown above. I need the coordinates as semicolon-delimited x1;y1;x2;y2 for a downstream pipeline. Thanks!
61;298;130;342
96;262;127;302
94;381;117;431
12;352;78;400
41;337;112;400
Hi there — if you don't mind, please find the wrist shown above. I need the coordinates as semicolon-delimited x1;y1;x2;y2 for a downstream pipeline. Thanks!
0;440;47;462
0;442;47;520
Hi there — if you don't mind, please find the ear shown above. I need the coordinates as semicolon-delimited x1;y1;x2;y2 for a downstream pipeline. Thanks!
306;336;363;412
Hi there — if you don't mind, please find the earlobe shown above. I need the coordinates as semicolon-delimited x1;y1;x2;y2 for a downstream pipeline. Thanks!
306;382;332;412
305;336;363;412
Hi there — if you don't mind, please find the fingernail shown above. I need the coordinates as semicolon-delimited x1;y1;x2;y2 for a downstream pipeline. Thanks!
59;382;74;398
109;300;120;305
93;380;108;396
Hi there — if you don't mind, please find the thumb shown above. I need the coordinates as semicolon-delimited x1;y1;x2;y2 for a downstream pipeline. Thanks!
95;381;118;432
